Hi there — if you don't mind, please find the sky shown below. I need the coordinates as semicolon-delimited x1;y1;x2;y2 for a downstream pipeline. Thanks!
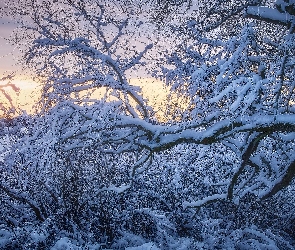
0;17;18;76
0;1;173;117
0;1;41;116
0;1;21;76
0;36;40;115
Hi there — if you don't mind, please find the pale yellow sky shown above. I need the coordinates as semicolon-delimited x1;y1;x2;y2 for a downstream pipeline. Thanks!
1;77;190;121
1;77;167;116
0;76;41;117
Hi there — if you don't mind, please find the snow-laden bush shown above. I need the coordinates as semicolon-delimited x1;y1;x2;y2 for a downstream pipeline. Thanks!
1;114;294;249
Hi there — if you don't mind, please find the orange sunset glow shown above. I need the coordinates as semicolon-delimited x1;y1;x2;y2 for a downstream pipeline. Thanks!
0;77;169;117
0;76;41;117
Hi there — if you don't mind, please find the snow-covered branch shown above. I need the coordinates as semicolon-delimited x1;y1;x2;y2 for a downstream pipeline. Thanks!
245;6;295;27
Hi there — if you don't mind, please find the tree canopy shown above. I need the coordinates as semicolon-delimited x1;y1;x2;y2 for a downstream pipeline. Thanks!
1;0;295;249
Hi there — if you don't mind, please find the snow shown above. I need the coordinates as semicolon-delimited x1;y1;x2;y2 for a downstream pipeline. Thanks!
30;230;47;243
279;132;295;141
104;183;131;193
1;2;295;250
0;135;11;162
0;229;11;248
50;238;79;250
50;237;101;250
125;242;160;250
183;194;227;208
246;6;295;25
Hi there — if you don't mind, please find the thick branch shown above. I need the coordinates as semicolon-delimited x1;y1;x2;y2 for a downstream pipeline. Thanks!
245;6;295;27
0;184;45;222
60;114;295;153
227;132;268;200
262;159;295;200
183;194;227;209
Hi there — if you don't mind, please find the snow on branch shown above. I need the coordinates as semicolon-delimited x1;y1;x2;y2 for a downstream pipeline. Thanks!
245;6;295;26
183;194;227;208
